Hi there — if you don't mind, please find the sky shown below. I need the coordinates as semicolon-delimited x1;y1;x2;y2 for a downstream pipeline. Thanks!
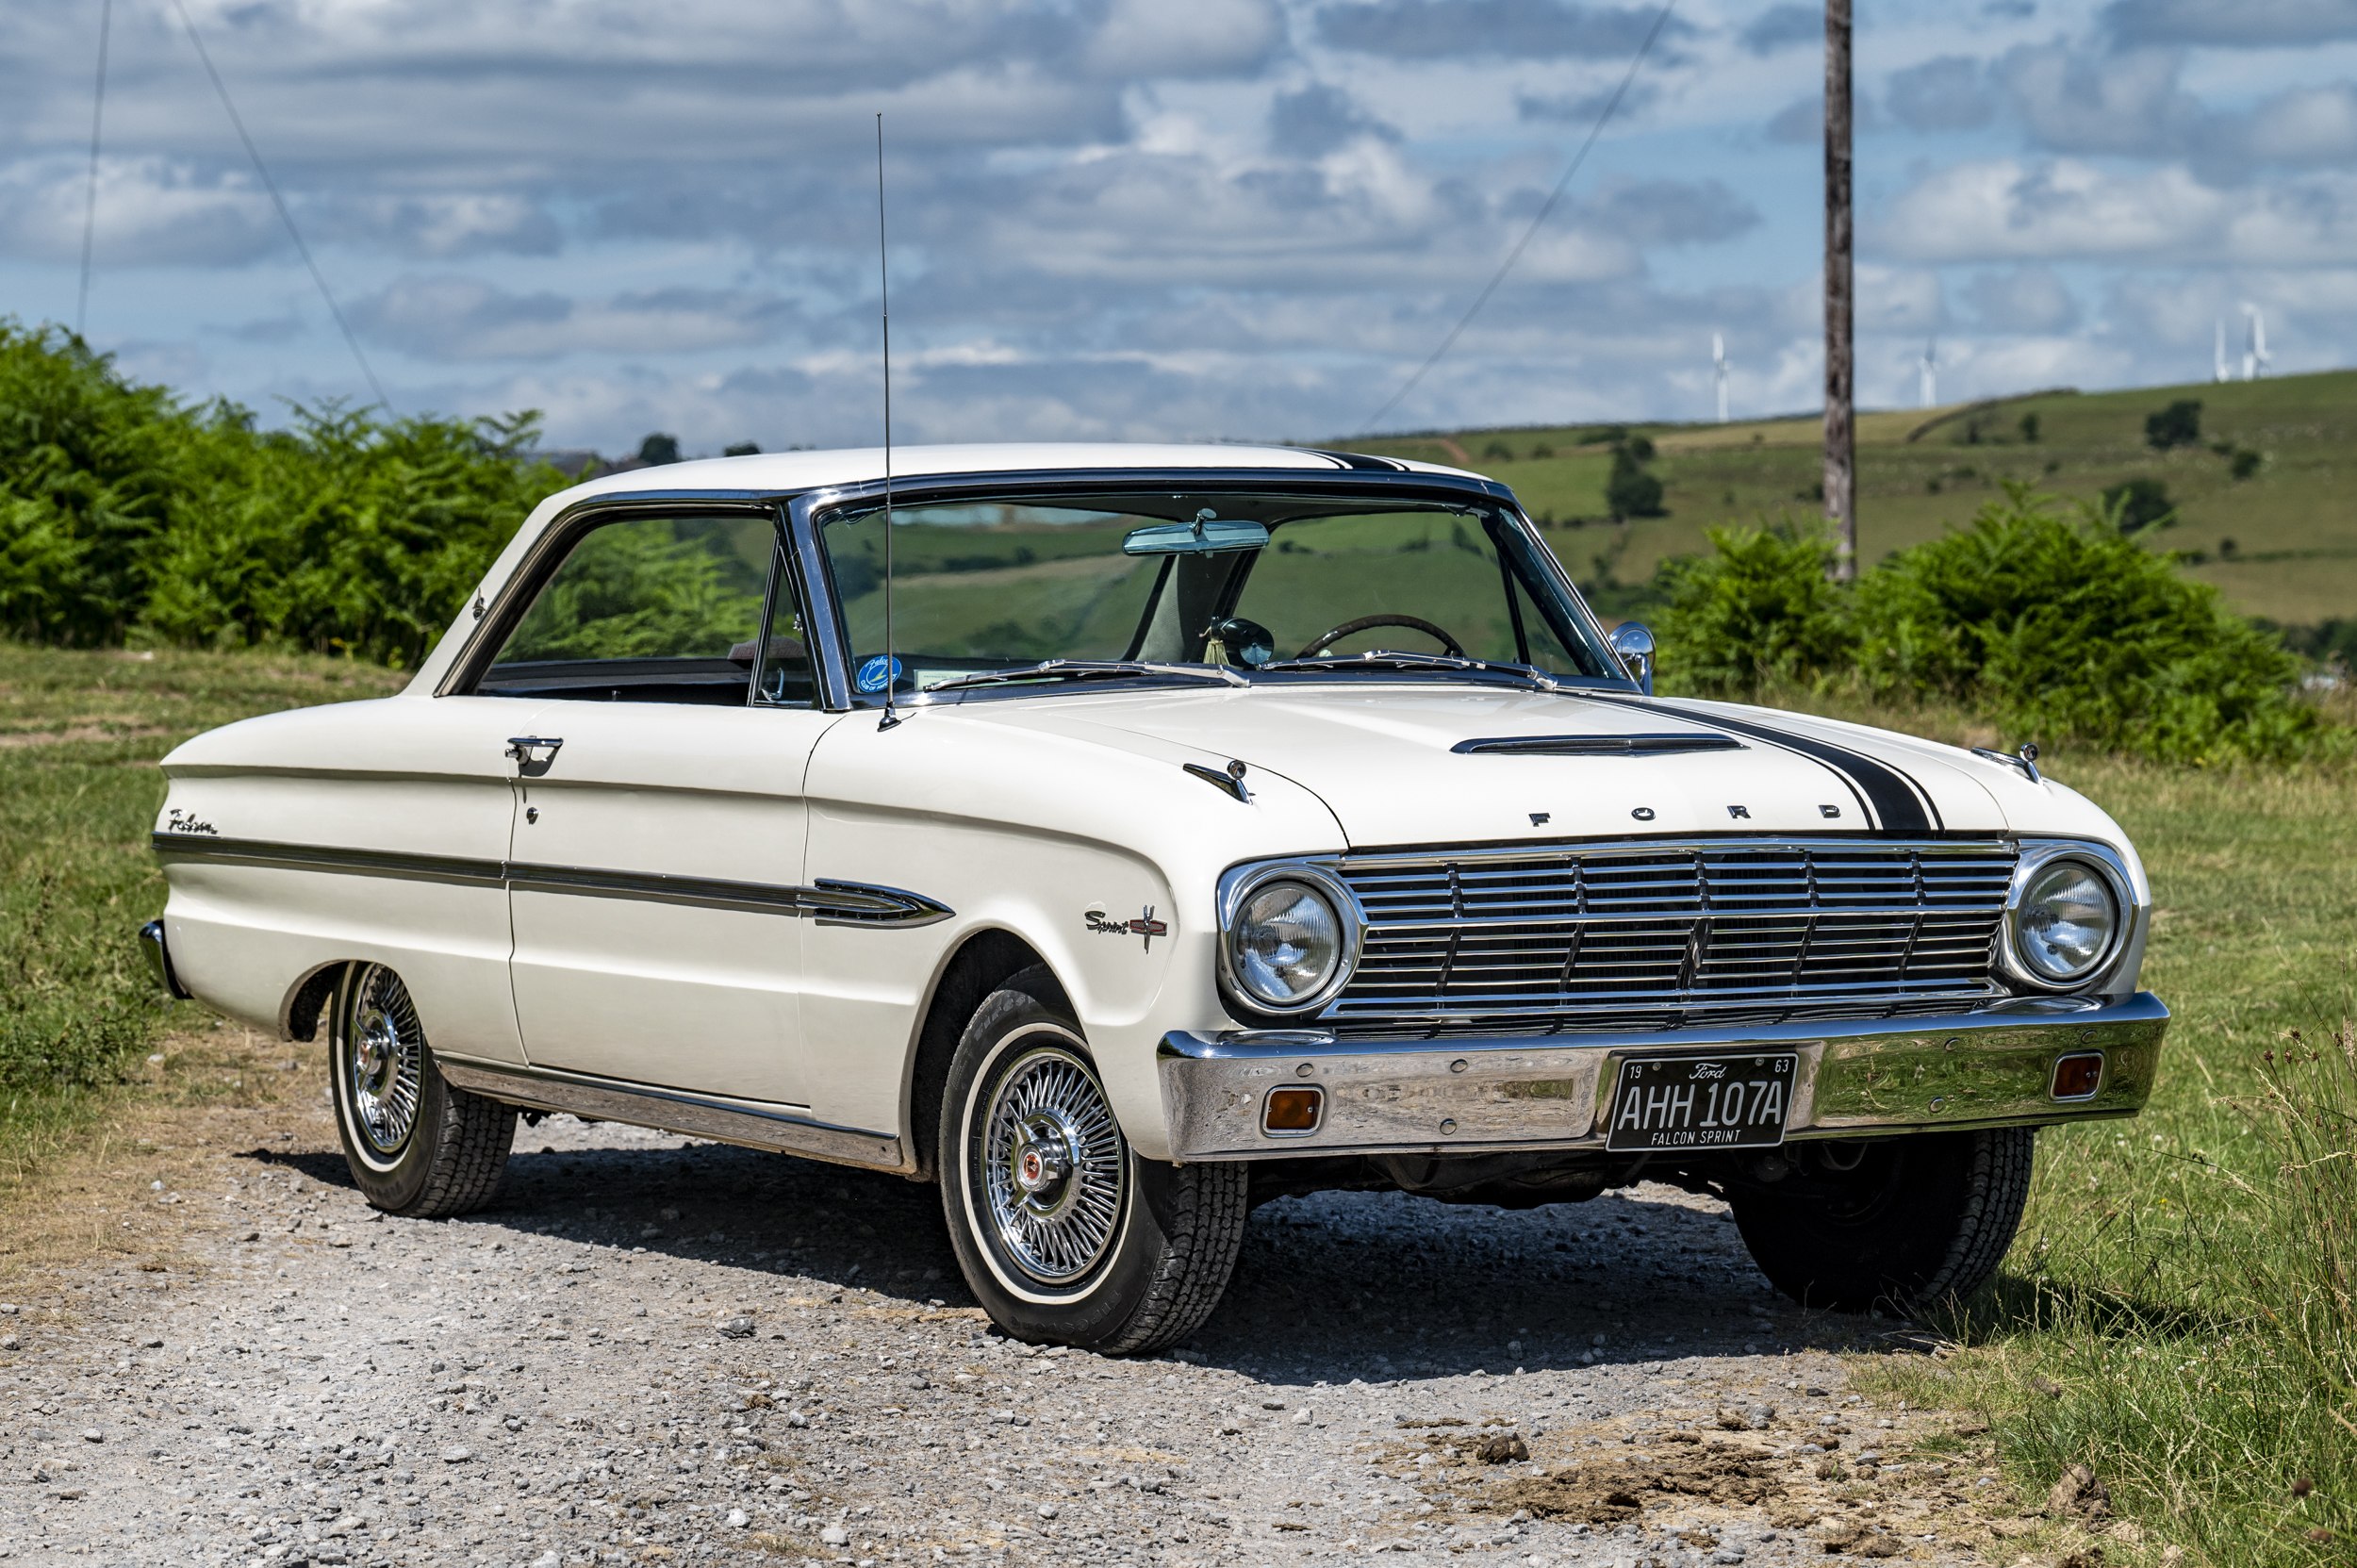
6;0;2356;454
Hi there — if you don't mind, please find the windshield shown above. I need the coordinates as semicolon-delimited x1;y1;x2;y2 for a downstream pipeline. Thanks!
819;489;1621;698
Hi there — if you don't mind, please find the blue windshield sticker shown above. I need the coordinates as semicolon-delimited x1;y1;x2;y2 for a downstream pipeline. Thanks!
855;654;904;694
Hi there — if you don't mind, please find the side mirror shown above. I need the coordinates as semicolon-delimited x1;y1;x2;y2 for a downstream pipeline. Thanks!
1607;621;1656;696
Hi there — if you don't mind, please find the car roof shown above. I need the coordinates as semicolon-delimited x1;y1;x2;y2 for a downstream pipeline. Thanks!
550;441;1482;503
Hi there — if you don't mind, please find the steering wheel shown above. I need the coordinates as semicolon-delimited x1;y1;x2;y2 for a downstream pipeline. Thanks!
1295;614;1466;660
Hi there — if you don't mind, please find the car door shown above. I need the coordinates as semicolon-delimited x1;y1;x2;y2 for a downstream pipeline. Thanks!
467;506;839;1106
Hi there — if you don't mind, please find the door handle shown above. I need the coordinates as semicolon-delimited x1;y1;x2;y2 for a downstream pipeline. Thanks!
505;736;564;771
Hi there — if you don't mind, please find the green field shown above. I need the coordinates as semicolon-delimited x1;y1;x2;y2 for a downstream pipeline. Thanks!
1351;370;2357;629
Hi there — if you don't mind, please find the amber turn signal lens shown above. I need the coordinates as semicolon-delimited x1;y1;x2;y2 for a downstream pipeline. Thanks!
1262;1084;1324;1135
2050;1051;2103;1101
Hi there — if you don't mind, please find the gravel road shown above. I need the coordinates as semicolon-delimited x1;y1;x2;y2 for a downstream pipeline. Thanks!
0;1067;2025;1568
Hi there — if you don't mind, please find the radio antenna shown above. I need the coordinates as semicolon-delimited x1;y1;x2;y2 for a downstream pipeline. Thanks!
875;111;901;732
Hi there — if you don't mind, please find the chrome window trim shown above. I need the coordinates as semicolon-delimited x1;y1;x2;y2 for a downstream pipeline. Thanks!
1997;837;2143;994
787;466;1639;708
1214;859;1366;1018
433;491;777;701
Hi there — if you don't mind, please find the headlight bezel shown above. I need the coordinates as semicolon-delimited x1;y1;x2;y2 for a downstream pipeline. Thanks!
1215;861;1362;1018
2000;840;2136;993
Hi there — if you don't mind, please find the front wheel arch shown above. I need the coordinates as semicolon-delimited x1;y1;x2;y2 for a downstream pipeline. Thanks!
901;931;1058;1182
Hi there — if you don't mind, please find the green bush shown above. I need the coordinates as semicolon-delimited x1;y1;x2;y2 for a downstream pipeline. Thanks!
1654;520;1850;696
1653;486;2334;765
0;321;569;666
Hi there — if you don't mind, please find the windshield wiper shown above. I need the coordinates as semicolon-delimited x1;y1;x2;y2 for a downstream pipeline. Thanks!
1258;650;1560;691
920;659;1248;695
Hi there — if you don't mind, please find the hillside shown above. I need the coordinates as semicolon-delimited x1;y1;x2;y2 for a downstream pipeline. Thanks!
1349;369;2357;629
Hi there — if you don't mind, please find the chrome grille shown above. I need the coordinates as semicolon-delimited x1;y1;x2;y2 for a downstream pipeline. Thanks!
1327;839;2017;1038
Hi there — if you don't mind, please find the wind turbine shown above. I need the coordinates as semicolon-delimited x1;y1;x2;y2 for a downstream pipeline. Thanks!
1918;338;1937;409
1712;333;1729;423
2241;303;2270;381
2214;319;2229;384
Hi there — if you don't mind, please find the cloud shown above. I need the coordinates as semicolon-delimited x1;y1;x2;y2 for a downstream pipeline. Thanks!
1587;179;1759;246
1998;42;2202;157
0;156;281;267
1518;81;1663;123
1966;266;2079;332
310;194;562;259
2103;0;2357;49
2243;83;2357;165
1313;0;1689;60
350;276;799;361
1877;157;2357;266
1857;266;1946;335
1084;0;1283;78
1270;84;1403;156
1886;56;1995;133
1738;4;1820;55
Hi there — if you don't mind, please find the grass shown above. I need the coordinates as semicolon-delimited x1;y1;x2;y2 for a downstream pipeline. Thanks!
0;643;405;1177
1739;691;2357;1568
1351;368;2357;627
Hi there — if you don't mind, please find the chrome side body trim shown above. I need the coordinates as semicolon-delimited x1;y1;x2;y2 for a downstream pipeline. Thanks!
436;1055;905;1171
1154;991;2169;1161
153;834;951;928
150;832;505;885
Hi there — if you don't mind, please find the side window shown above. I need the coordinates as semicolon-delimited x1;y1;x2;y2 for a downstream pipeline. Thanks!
477;515;771;705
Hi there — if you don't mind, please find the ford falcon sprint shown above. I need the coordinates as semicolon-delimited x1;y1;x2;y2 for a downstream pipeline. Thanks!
140;443;2167;1352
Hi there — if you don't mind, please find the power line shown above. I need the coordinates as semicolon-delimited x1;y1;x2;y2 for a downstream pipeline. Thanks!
1356;0;1677;437
167;0;388;409
75;0;113;339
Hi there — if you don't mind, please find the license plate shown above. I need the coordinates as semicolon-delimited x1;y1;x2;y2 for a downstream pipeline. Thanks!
1606;1053;1797;1151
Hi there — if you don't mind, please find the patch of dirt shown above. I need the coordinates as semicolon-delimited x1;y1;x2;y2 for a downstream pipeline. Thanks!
1489;1441;1788;1523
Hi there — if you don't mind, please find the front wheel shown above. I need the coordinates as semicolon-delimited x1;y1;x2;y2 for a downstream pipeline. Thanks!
1728;1127;2035;1314
328;962;517;1217
938;970;1248;1353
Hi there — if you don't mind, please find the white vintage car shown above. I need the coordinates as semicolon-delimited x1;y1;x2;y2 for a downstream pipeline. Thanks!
142;444;2167;1351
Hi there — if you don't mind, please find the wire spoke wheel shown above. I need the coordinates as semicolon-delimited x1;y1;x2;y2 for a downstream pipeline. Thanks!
344;963;423;1158
978;1044;1127;1286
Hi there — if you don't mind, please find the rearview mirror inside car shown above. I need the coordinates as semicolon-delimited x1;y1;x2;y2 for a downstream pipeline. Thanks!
1122;515;1270;556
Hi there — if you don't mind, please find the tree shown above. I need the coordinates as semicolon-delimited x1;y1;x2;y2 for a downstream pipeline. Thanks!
1606;444;1666;520
2101;477;2175;535
2144;400;2201;451
638;433;683;466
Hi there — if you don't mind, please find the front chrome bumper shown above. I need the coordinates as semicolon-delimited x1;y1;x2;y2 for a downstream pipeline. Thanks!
1156;992;2168;1161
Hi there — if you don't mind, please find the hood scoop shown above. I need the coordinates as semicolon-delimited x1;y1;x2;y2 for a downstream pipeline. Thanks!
1451;733;1747;757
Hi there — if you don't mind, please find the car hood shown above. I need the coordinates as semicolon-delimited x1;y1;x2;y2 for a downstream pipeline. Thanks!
981;684;2021;847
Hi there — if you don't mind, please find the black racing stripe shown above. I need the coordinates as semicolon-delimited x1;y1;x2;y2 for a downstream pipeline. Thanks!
1305;448;1409;471
1575;697;1940;833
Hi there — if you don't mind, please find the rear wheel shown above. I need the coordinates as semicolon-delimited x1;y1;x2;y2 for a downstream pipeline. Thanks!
938;969;1249;1353
327;962;516;1217
1729;1128;2035;1313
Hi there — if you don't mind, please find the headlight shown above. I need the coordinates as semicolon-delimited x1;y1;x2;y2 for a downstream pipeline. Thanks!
2011;857;2121;984
1228;878;1347;1011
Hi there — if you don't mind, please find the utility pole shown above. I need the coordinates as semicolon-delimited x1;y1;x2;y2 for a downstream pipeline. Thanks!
1824;0;1855;581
